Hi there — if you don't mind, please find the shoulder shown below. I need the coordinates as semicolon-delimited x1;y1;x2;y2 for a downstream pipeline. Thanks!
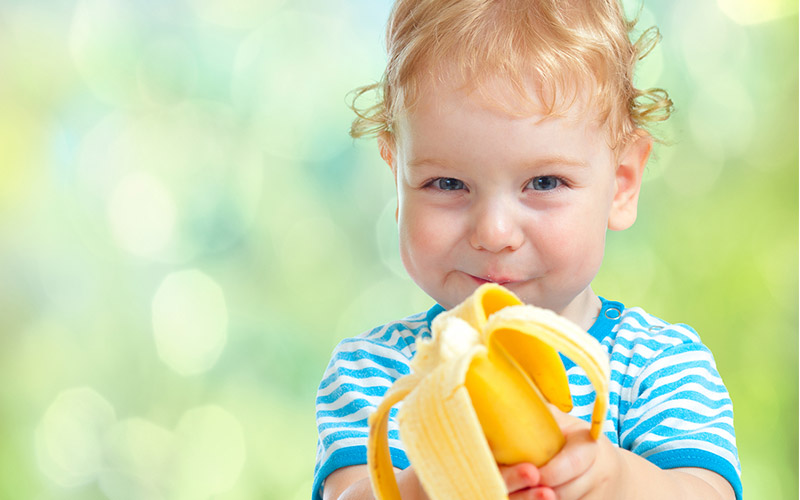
614;305;702;347
357;306;440;351
313;307;441;499
603;305;741;497
600;303;725;389
328;305;442;365
318;304;443;393
606;305;711;367
605;304;726;397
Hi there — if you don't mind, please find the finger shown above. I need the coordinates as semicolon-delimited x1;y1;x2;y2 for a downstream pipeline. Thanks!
550;474;594;500
547;438;622;500
499;463;541;493
546;404;589;433
509;486;557;500
533;487;558;500
539;430;596;488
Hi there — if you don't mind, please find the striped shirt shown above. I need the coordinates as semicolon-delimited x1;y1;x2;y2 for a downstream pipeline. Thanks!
313;298;742;500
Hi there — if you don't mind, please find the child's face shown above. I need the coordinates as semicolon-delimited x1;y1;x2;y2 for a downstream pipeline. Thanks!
384;76;649;323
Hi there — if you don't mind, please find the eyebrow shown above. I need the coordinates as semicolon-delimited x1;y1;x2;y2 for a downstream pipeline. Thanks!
407;157;453;169
528;155;589;169
408;155;589;169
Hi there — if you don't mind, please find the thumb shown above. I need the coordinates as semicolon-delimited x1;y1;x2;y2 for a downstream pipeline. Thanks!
546;403;589;433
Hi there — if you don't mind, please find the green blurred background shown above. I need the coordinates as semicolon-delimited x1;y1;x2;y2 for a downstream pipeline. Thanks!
0;0;796;498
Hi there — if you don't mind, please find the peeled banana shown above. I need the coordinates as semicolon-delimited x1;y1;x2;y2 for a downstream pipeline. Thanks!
367;283;610;500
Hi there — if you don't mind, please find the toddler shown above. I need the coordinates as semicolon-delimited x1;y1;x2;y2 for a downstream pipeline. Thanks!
313;1;741;499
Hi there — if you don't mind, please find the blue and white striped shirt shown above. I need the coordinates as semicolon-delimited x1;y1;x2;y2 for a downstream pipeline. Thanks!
313;298;742;499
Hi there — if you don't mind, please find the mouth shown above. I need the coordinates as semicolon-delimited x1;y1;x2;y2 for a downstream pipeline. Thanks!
468;274;519;287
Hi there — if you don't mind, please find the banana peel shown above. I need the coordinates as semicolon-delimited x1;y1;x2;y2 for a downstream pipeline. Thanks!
367;283;611;500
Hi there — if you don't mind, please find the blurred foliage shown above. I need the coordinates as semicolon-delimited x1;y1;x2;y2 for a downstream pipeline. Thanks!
0;0;796;499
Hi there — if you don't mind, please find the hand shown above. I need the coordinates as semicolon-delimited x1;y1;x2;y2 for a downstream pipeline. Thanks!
535;410;627;500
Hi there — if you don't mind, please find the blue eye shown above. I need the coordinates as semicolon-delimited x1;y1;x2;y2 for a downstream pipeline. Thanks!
434;178;465;190
528;176;562;191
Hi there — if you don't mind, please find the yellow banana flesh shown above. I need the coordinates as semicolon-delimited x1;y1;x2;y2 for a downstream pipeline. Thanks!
464;347;564;465
486;308;610;440
367;284;610;500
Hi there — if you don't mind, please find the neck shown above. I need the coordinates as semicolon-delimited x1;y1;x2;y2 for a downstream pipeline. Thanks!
559;287;602;331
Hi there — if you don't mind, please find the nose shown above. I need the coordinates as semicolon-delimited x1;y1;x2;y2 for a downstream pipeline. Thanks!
468;199;524;253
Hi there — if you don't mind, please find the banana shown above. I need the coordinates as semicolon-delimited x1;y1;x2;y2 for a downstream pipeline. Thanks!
367;283;610;500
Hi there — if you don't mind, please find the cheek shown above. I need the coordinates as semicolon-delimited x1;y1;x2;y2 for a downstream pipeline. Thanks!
538;210;607;269
397;203;445;262
398;200;467;269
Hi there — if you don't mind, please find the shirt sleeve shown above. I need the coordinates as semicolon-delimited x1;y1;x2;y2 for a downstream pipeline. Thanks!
619;336;742;500
312;336;413;500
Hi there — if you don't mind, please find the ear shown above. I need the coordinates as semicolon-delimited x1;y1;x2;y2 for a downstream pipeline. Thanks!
378;135;396;176
377;135;400;220
608;130;652;231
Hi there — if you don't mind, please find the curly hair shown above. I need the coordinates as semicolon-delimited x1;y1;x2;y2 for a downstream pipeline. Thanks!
348;0;672;149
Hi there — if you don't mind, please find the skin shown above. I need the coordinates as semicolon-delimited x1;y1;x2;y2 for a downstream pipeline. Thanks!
387;76;636;330
323;74;736;500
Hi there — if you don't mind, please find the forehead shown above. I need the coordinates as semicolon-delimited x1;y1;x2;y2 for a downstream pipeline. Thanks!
394;71;608;147
393;73;615;167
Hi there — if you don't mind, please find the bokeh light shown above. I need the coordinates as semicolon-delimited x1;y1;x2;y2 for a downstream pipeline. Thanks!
35;388;116;488
99;417;175;500
70;0;144;105
108;171;177;258
152;269;229;376
0;1;796;499
717;0;798;25
171;405;246;498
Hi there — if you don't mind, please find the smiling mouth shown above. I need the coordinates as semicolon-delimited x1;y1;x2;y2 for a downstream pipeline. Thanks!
468;274;519;286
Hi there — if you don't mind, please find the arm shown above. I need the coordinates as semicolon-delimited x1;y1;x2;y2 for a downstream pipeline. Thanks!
323;463;549;500
527;412;735;500
313;330;419;500
323;465;426;500
518;332;740;500
321;437;734;500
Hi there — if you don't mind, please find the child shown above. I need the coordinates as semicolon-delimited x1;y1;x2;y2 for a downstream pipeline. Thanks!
314;1;741;499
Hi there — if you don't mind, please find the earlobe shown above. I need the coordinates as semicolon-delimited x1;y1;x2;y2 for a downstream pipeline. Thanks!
608;130;652;231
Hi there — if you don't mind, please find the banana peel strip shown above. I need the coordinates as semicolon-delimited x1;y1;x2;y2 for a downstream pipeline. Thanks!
400;346;508;499
367;373;422;500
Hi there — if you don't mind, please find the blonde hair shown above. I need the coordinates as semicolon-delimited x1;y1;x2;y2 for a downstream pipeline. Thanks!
348;0;672;149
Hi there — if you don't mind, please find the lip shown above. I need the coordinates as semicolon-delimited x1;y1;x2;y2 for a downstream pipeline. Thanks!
467;273;520;286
